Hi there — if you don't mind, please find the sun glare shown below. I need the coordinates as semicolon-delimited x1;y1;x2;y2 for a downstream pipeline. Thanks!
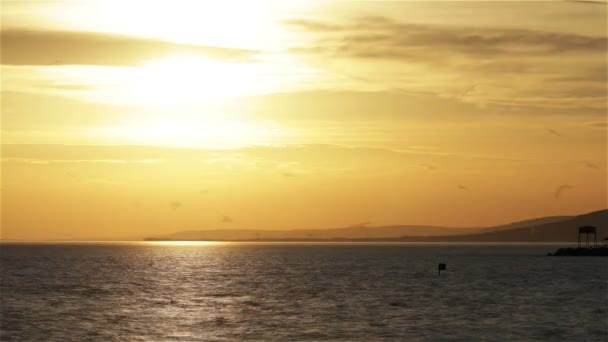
145;241;225;246
47;0;317;50
39;53;317;108
124;55;279;107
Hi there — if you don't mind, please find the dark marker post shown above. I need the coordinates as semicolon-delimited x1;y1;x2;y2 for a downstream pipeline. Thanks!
438;263;446;275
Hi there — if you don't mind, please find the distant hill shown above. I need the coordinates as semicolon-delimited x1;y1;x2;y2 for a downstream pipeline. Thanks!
145;209;607;243
394;209;607;243
484;215;573;232
148;225;485;241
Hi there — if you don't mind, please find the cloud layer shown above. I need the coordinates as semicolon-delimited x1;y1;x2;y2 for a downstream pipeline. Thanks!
1;30;256;66
286;16;606;59
285;16;607;113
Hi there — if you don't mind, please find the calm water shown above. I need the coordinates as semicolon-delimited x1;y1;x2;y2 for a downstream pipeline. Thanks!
1;242;606;341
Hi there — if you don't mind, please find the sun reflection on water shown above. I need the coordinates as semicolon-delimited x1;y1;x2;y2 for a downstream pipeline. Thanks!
144;241;225;246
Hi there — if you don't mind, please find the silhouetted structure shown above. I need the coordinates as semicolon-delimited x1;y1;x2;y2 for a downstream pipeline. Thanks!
438;263;446;275
549;225;608;256
578;226;597;248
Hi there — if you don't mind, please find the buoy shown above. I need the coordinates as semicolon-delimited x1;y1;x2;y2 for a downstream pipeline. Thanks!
438;263;446;275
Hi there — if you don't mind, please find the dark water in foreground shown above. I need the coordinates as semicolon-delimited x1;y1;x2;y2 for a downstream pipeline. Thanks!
1;242;606;341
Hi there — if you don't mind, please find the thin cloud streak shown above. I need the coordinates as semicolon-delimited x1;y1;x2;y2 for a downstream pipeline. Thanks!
565;0;608;5
286;16;607;59
1;30;257;66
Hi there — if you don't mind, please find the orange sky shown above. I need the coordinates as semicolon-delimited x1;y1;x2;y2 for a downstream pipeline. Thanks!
1;0;607;240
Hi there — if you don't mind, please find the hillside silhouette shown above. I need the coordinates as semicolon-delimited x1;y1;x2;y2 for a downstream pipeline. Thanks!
398;209;607;243
145;209;607;242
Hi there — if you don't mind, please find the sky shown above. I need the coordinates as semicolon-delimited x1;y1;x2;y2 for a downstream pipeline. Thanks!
1;0;607;240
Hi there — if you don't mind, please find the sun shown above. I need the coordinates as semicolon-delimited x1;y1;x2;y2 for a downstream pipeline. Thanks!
90;54;292;148
69;53;293;148
114;54;277;108
39;53;295;109
26;0;323;148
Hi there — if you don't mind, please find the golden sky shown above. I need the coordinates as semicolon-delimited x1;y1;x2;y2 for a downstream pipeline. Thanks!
1;0;607;240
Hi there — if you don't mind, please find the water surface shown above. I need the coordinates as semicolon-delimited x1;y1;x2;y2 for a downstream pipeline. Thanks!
1;242;606;341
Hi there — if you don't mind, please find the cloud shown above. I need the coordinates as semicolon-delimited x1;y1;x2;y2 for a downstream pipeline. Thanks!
1;30;256;66
565;0;607;5
222;215;233;223
284;16;607;112
2;143;529;173
1;157;163;164
554;184;572;199
283;19;344;32
286;16;606;60
281;171;297;177
586;121;608;128
169;201;182;210
1;144;216;162
246;90;487;122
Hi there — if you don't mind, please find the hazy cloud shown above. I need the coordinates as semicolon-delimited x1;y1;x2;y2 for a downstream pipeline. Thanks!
170;201;183;210
1;30;256;66
285;16;607;112
1;143;531;171
565;0;607;5
222;215;233;223
2;157;163;165
586;121;608;128
283;19;344;32
457;184;469;191
286;17;606;60
246;90;488;122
